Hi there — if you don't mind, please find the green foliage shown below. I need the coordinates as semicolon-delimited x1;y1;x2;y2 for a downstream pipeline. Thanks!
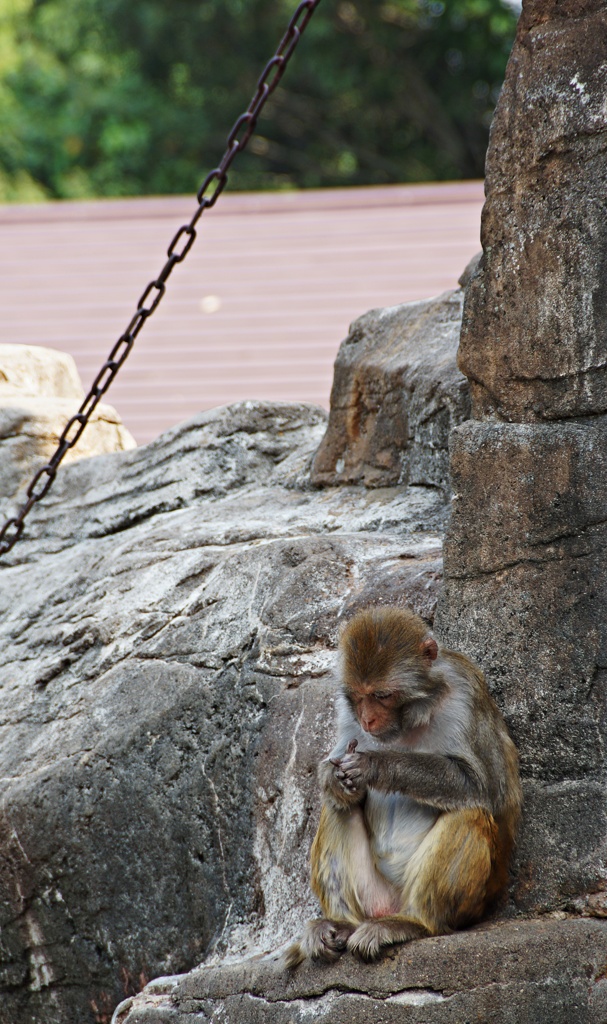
0;0;518;201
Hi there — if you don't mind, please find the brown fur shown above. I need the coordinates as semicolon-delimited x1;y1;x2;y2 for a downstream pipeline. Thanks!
341;606;429;688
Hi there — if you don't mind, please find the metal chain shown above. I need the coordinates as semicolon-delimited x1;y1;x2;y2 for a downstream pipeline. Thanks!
0;0;322;558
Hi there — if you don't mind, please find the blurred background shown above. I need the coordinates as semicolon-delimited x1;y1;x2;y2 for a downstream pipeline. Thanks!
0;0;519;203
0;0;520;444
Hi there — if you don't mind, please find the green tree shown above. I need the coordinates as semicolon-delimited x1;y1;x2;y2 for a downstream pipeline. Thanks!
0;0;518;201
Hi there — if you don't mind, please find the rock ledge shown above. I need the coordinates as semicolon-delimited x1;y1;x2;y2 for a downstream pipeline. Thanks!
114;918;607;1024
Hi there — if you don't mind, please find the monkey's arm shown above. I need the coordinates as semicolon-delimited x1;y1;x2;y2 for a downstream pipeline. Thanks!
336;749;486;811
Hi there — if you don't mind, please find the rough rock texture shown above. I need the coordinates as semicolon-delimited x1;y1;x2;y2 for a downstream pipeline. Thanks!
435;0;607;917
310;290;469;490
115;919;607;1024
458;0;607;421
0;397;445;1024
0;344;136;508
438;419;607;911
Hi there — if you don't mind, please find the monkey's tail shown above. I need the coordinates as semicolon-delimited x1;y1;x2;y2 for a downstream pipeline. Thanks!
283;940;305;970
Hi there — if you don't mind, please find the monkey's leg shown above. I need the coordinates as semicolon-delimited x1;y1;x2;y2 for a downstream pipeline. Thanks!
404;807;500;934
311;803;399;922
347;808;500;961
346;915;429;961
286;803;398;968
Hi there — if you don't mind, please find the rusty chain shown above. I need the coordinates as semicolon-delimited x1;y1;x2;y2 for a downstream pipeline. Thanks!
0;0;322;558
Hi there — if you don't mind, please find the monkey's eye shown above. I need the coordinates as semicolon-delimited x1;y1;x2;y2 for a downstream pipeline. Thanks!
373;692;393;702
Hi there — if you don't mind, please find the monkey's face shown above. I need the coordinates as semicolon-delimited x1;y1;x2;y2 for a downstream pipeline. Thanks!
346;685;404;740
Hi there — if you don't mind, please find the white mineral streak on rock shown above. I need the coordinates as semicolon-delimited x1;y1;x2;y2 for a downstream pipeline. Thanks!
569;73;588;101
23;912;54;991
388;989;447;1005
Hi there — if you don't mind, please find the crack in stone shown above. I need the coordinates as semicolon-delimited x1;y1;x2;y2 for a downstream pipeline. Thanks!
447;524;606;580
203;985;450;1009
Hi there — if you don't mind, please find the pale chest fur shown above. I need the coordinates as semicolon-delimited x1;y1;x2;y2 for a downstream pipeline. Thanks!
364;790;438;885
331;671;473;883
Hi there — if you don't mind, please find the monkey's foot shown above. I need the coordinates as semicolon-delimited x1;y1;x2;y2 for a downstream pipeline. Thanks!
284;918;354;969
347;916;428;962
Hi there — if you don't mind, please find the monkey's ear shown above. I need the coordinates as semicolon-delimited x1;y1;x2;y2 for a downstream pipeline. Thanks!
421;636;438;662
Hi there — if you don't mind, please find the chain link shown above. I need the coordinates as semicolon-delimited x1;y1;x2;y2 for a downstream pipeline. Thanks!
0;0;322;558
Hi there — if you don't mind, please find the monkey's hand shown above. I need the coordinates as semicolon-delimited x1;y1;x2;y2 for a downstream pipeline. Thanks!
333;746;378;794
319;742;366;809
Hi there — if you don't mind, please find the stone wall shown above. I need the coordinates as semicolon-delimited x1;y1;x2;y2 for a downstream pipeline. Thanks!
436;0;607;914
457;0;607;423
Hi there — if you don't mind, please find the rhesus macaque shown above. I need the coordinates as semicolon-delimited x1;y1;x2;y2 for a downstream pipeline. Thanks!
285;606;521;966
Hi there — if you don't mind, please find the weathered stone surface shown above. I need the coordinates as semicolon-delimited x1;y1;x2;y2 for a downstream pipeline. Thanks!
437;418;607;911
114;919;607;1024
0;399;446;1024
435;0;607;922
444;419;607;581
0;344;136;506
310;290;470;490
458;1;607;420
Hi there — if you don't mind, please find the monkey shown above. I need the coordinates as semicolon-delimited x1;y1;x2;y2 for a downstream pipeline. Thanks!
285;605;521;966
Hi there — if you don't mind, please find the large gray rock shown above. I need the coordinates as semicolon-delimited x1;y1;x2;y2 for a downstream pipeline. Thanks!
458;0;607;421
310;290;469;491
0;344;136;508
0;399;446;1024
